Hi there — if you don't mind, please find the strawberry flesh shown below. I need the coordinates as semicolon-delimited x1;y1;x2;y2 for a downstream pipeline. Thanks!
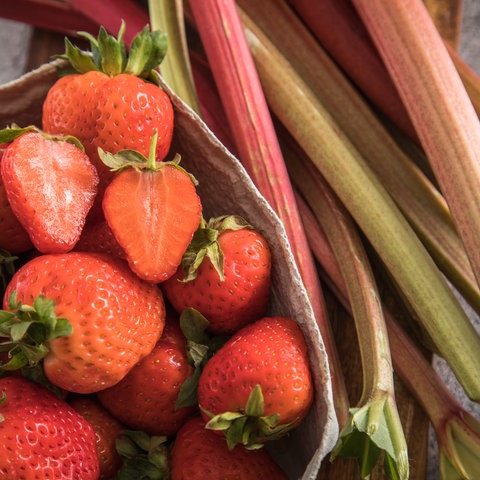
103;164;202;282
1;132;99;253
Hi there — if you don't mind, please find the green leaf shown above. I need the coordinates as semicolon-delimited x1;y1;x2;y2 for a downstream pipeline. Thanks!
245;384;264;417
175;367;201;409
0;349;28;371
9;321;34;342
331;394;409;479
0;125;37;144
179;308;209;344
97;24;127;76
0;294;72;371
98;147;148;171
58;21;167;80
115;431;169;480
0;389;6;422
225;416;248;450
61;37;99;73
125;26;168;77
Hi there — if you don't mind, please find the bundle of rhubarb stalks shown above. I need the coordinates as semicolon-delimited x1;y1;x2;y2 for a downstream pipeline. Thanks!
2;0;480;479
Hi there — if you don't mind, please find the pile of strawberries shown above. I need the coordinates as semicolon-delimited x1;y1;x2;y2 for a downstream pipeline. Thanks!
0;23;314;479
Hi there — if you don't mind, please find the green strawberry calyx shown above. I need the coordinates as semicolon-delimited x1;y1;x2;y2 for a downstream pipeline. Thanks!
99;130;197;180
179;214;254;283
58;20;168;79
175;308;229;410
0;124;86;152
115;430;170;480
0;249;17;299
201;384;296;450
0;291;72;372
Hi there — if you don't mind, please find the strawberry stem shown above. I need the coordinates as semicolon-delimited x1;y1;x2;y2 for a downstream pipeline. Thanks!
147;130;158;170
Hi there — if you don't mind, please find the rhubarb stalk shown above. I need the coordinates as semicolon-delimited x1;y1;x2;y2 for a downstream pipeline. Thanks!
237;6;480;401
148;0;200;114
424;0;464;50
351;0;480;291
298;187;480;480
70;0;148;45
387;314;480;480
238;0;480;319
187;0;350;426
288;0;418;144
297;162;408;478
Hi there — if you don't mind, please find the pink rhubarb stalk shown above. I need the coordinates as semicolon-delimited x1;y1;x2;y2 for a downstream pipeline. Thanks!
351;0;480;290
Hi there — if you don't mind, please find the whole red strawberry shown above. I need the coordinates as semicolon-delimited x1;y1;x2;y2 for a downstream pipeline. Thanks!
162;215;272;334
42;23;174;220
170;416;288;480
0;376;100;479
0;150;32;254
69;395;125;479
197;316;313;449
2;251;166;393
101;143;202;283
0;127;98;253
97;311;196;436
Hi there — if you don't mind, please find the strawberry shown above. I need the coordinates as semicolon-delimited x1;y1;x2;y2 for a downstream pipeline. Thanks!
0;150;32;254
161;215;272;334
101;139;202;283
197;316;314;449
69;394;124;479
96;310;196;436
0;376;100;479
42;23;174;220
0;127;98;254
2;251;166;393
74;217;126;260
170;416;288;480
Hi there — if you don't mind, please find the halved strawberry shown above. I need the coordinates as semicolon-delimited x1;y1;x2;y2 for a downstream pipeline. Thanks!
101;135;202;282
0;127;98;253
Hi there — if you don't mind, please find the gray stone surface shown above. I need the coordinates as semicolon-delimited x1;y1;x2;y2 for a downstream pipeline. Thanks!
0;3;480;479
459;0;480;73
0;18;31;85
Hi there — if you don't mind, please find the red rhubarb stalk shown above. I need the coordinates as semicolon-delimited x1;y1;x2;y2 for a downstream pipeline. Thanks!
70;0;149;45
1;0;98;37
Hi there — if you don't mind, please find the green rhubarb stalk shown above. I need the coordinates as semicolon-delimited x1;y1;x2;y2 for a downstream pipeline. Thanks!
351;0;480;290
148;0;200;113
187;0;350;426
237;7;480;401
302;164;409;479
238;0;480;318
